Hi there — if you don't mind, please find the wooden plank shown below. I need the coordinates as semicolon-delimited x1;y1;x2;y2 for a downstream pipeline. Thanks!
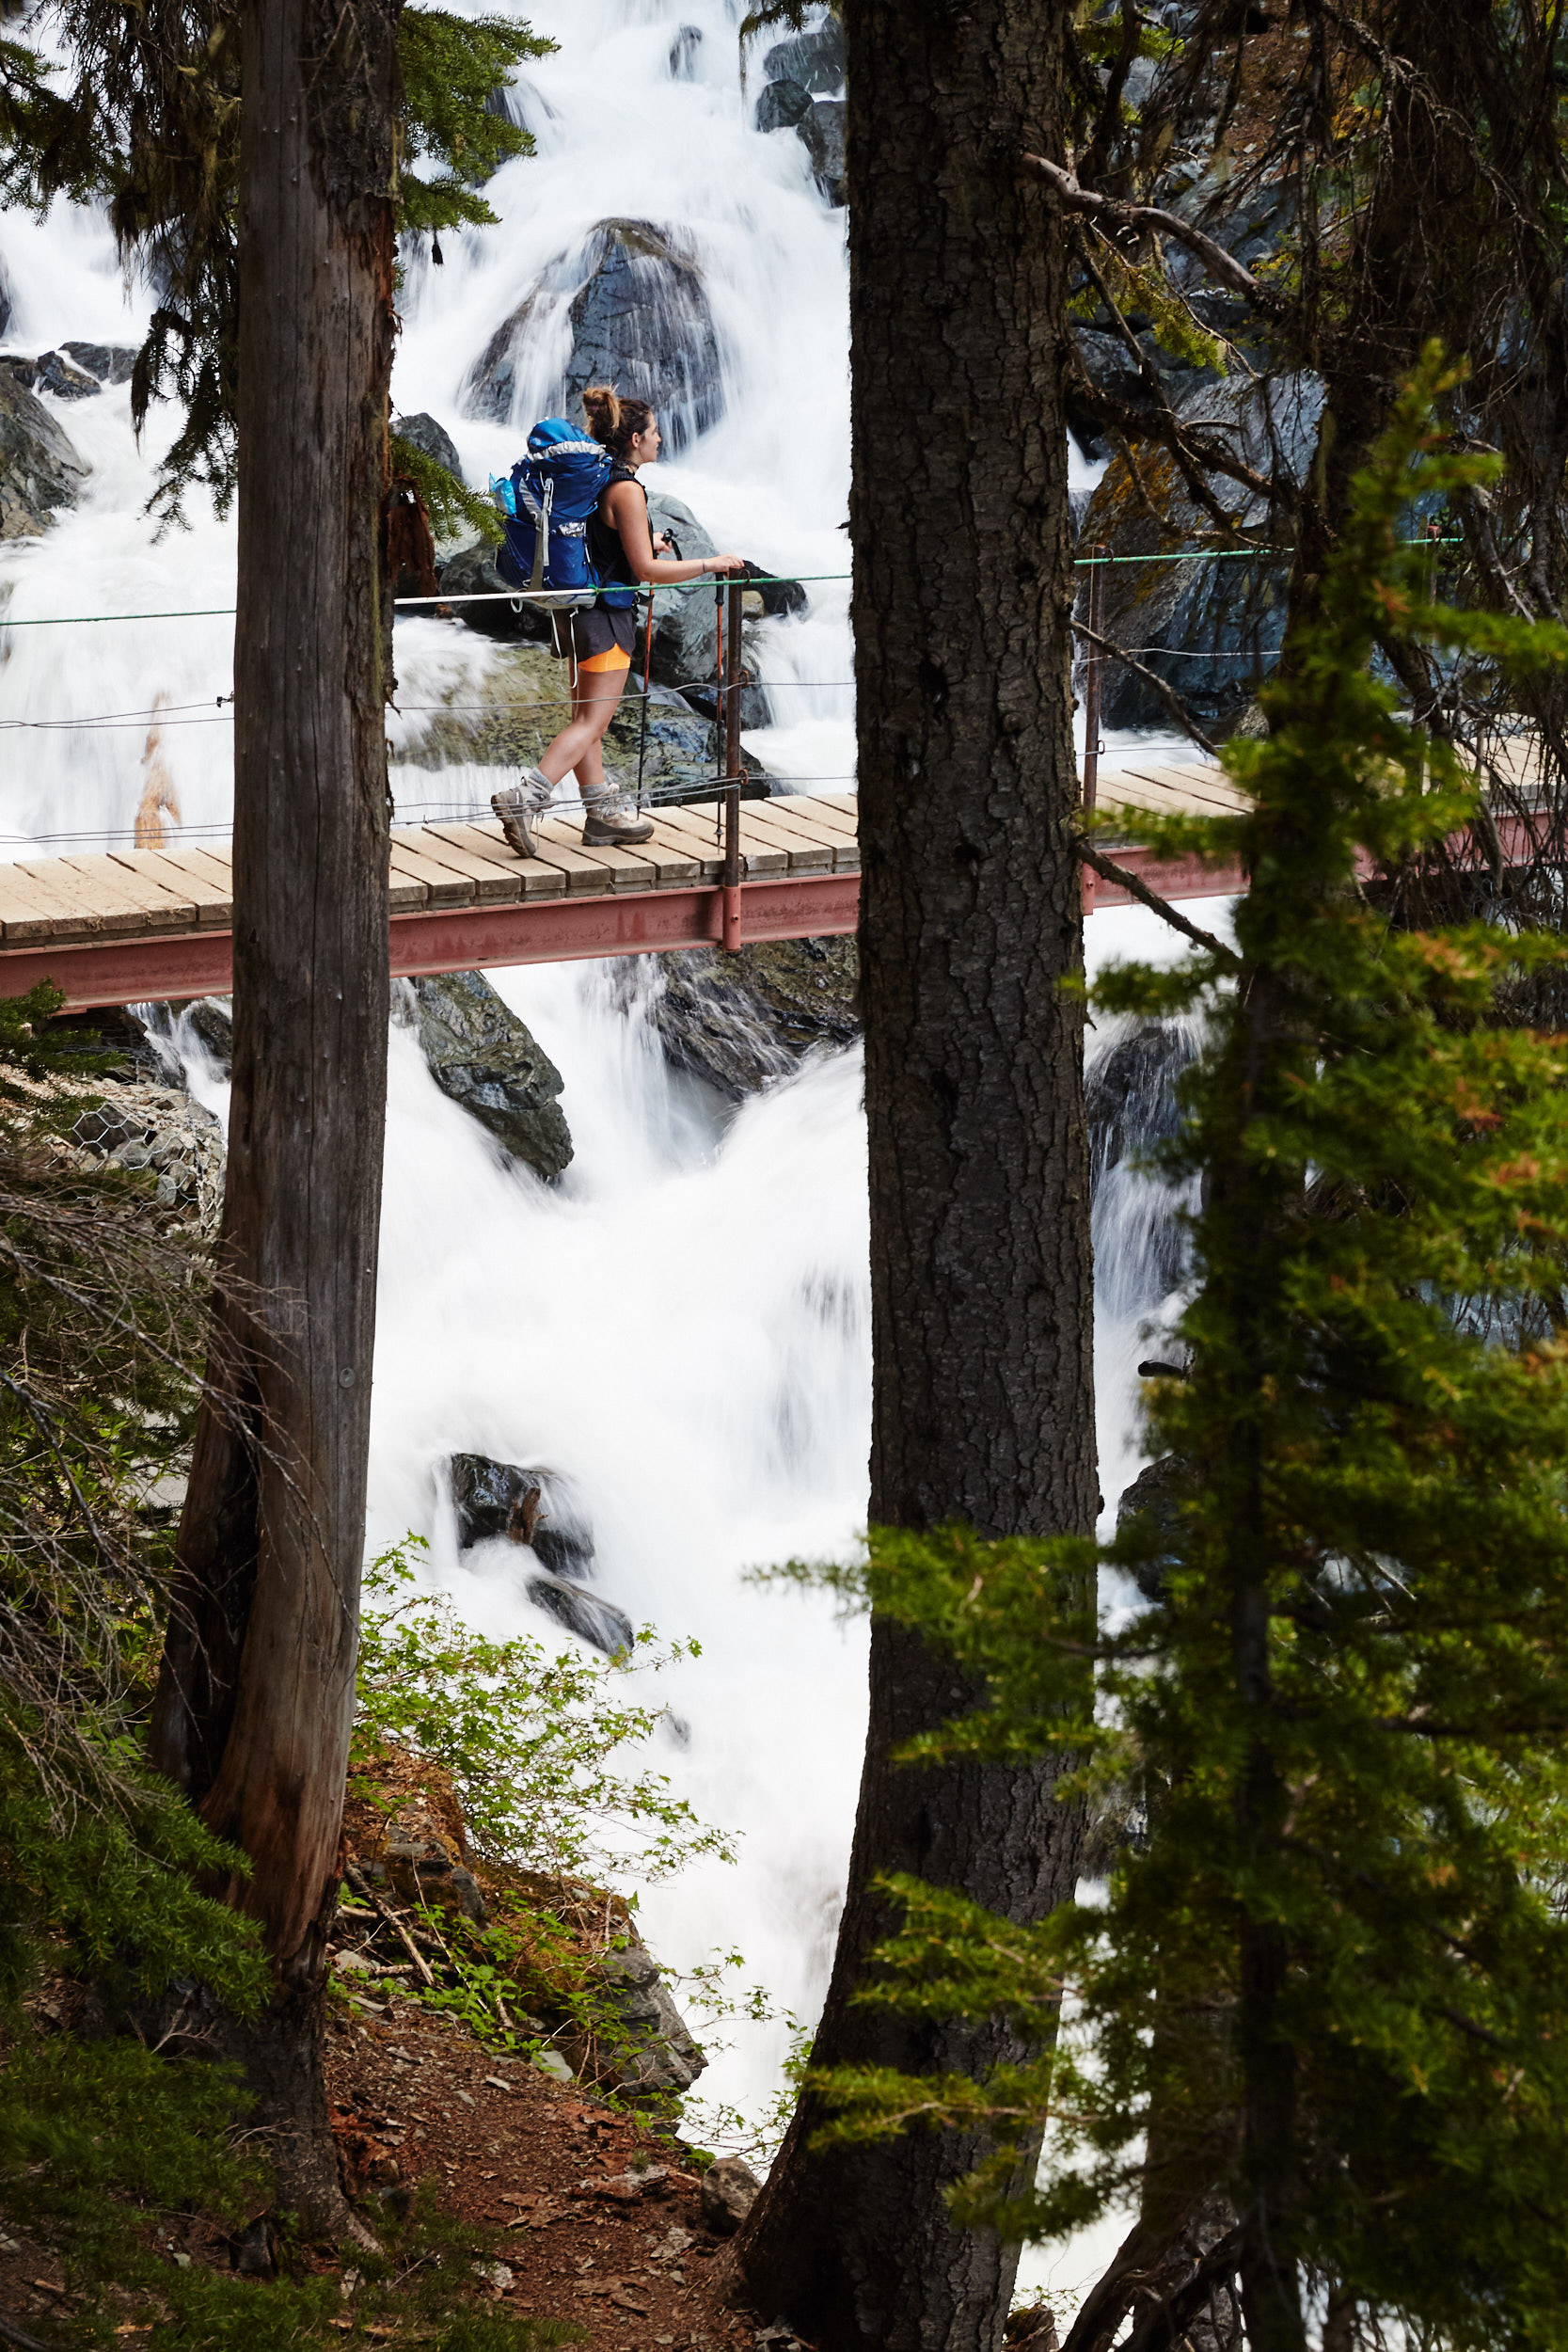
143;840;236;893
395;827;521;905
652;803;790;877
742;802;852;869
421;821;567;899
16;858;147;935
735;803;833;871
389;836;472;907
58;851;196;930
806;790;859;820
533;817;655;894
0;863;99;944
647;811;721;881
107;848;227;928
772;792;861;841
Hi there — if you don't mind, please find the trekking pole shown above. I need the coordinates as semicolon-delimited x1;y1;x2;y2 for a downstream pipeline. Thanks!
1081;541;1107;916
635;586;655;811
721;579;744;954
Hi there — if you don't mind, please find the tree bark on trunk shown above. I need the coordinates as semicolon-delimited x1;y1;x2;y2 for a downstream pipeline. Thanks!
150;0;398;2236
736;2;1094;2344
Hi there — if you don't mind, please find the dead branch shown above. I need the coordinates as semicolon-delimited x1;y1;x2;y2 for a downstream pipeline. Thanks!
1072;620;1224;758
1024;151;1276;308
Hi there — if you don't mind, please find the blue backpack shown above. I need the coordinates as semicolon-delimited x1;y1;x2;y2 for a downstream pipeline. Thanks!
493;419;614;607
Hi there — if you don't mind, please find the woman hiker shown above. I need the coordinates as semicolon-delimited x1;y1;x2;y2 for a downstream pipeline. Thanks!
491;387;746;855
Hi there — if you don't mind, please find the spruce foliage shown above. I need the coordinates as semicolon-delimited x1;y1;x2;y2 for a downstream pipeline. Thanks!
783;359;1568;2350
0;0;550;521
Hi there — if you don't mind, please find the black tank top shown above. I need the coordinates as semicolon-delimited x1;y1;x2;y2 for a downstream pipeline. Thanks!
587;458;644;596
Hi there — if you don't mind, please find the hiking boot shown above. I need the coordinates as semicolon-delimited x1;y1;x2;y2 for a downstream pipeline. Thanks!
581;788;654;846
491;769;554;857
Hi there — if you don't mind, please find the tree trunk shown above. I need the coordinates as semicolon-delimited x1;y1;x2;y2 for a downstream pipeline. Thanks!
736;1;1094;2343
150;0;398;2235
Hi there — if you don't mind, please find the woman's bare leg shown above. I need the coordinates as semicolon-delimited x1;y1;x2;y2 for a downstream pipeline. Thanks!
537;662;631;794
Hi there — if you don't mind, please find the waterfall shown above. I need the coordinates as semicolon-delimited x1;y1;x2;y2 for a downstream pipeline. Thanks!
1;0;1227;2300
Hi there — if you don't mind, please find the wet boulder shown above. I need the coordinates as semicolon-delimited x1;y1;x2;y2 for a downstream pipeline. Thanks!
449;1454;595;1576
798;99;847;206
1085;1020;1196;1195
0;366;88;538
465;219;721;453
668;23;702;76
526;1573;633;1658
755;77;812;133
60;341;138;387
760;20;844;90
4;349;100;400
409;969;572;1179
648;933;860;1100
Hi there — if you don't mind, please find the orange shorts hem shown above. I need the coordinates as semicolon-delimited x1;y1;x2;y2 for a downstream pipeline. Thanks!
577;646;632;676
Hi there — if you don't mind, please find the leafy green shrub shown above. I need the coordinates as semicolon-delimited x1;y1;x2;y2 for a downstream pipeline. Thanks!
355;1539;735;1885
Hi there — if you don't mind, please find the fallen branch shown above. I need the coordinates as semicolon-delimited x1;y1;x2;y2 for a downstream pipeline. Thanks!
1074;834;1240;965
1072;620;1223;758
0;2313;54;2352
343;1864;436;1987
1023;151;1275;308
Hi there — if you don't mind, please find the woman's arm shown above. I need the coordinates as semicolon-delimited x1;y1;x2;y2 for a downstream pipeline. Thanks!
604;480;746;584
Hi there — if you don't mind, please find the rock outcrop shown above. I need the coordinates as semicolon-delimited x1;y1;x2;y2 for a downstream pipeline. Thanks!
0;366;88;538
592;1939;707;2093
668;23;702;77
393;408;464;479
648;934;860;1099
465;219;722;453
407;969;572;1180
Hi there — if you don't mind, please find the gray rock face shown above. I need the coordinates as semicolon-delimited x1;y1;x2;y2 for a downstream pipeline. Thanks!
394;409;464;480
410;968;572;1178
649;934;860;1099
594;1939;707;2094
700;2153;761;2236
668;23;702;77
761;20;844;90
0;366;88;538
0;257;9;342
643;488;720;689
1075;372;1322;732
798;97;847;206
466;219;721;453
60;342;138;387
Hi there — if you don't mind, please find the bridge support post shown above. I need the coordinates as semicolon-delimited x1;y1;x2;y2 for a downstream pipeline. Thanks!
1081;541;1107;915
721;577;744;952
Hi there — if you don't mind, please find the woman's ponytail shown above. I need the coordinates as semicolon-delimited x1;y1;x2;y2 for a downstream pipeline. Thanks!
583;383;655;458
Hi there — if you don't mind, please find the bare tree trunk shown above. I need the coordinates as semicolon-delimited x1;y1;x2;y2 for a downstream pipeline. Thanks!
150;0;398;2235
736;1;1094;2344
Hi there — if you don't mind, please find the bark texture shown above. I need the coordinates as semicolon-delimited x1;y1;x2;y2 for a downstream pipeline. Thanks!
150;0;398;2233
736;1;1094;2344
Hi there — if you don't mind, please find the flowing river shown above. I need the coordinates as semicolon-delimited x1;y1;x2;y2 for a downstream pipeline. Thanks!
0;0;1214;2314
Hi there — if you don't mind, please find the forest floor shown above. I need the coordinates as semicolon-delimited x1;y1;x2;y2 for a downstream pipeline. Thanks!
323;1987;764;2350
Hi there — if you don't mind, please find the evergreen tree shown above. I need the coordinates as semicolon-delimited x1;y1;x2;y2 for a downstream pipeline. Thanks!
780;361;1568;2352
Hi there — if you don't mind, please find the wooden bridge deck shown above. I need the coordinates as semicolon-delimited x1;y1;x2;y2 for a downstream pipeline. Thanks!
0;763;1239;1009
